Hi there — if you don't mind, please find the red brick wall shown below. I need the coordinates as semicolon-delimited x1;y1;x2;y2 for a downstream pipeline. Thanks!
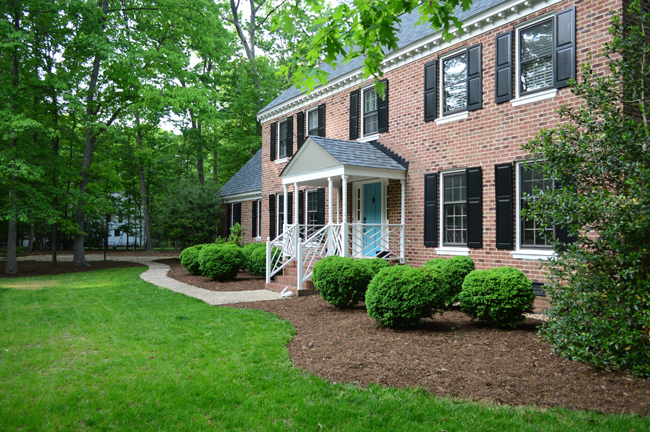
260;0;620;290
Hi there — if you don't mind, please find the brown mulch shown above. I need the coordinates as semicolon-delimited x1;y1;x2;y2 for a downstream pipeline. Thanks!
4;257;649;415
0;260;146;278
155;258;265;292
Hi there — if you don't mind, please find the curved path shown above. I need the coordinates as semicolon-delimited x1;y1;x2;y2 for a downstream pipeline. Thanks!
16;254;283;306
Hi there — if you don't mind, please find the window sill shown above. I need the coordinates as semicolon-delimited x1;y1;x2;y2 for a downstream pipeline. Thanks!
357;133;380;143
435;111;468;125
255;237;262;242
510;88;557;107
436;246;470;256
511;249;557;260
274;157;288;164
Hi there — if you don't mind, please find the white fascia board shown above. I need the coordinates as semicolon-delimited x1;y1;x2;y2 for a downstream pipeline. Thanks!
257;0;563;124
281;167;345;185
222;191;262;203
281;165;406;185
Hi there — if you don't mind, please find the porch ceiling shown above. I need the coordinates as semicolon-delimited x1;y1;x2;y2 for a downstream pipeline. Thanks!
280;136;407;186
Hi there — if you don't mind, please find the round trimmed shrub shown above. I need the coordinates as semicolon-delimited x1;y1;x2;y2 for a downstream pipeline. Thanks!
423;256;475;305
248;245;281;278
242;242;266;271
357;258;391;277
365;265;449;328
458;267;535;328
180;246;202;275
198;243;245;281
312;256;374;308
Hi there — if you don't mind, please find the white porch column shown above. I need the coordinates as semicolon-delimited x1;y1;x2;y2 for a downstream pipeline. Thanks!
336;187;341;224
341;175;348;257
282;184;288;232
294;182;300;249
400;178;406;263
327;177;333;223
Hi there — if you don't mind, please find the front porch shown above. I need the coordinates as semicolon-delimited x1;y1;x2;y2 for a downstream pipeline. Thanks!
265;136;408;293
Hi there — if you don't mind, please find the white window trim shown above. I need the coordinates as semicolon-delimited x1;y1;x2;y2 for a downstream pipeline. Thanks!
513;13;557;102
255;200;262;240
437;169;470;255
360;84;379;138
277;119;288;160
438;47;469;120
512;161;557;261
306;107;319;137
274;157;288;164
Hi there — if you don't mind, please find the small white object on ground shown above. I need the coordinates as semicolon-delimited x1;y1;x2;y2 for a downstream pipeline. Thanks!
280;287;295;298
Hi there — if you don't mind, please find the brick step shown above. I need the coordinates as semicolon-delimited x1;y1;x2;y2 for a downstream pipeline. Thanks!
265;282;318;296
273;275;315;289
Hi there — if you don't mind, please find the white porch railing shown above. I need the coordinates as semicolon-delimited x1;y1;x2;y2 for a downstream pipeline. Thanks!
266;223;405;289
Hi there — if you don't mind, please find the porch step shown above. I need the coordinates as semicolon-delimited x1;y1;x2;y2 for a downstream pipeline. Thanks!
265;282;317;296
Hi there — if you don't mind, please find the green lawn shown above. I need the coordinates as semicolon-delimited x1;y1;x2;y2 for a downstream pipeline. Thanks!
0;268;647;431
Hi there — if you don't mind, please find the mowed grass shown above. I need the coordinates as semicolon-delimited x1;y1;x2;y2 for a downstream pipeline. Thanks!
0;268;648;431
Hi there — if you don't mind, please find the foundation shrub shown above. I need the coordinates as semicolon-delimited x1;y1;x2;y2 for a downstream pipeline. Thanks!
179;246;202;275
312;256;374;308
198;243;244;282
248;245;281;278
458;267;535;328
423;256;475;305
365;265;448;328
357;258;391;277
242;242;266;270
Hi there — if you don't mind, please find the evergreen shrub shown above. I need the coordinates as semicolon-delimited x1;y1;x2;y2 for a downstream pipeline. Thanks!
365;265;448;328
242;242;266;271
312;256;373;308
179;246;202;275
357;258;391;277
198;243;244;282
458;267;534;328
423;256;475;305
248;245;281;278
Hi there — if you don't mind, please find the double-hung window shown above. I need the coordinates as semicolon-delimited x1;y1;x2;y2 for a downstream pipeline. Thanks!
437;44;482;120
518;164;554;248
307;109;319;137
442;172;468;246
363;87;379;135
519;19;554;94
442;52;468;115
278;120;288;159
306;190;319;235
277;194;285;235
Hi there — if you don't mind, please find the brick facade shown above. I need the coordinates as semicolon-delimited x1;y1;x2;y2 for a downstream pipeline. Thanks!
258;0;622;309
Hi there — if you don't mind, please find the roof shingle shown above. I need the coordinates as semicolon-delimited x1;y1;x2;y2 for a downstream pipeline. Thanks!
219;149;262;197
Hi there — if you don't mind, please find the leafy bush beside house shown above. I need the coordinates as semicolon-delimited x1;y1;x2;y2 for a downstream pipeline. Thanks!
242;242;266;271
366;265;449;328
179;246;202;275
423;256;475;306
312;256;374;308
248;245;282;278
458;267;535;328
198;243;245;282
357;258;391;277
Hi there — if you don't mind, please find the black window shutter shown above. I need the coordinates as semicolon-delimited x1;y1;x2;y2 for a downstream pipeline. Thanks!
466;167;483;248
298;190;305;224
234;203;242;225
495;32;513;103
269;194;276;238
318;104;326;137
286;116;294;157
287;192;293;225
424;173;438;247
554;7;576;89
377;79;389;133
495;163;514;249
349;90;359;140
316;188;325;225
467;44;482;111
227;204;232;230
297;111;305;149
424;60;437;121
270;122;277;161
252;200;258;237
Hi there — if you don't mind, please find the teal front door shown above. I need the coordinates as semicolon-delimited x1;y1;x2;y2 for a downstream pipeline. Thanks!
363;182;382;256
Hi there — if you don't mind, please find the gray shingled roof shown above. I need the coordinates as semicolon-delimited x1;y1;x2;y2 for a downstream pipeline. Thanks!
308;136;407;171
260;0;508;114
219;149;262;197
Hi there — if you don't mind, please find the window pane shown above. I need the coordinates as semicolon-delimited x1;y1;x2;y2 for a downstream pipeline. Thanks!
520;20;553;93
308;110;319;136
443;173;468;245
364;113;378;134
364;88;378;113
520;166;554;247
443;53;468;113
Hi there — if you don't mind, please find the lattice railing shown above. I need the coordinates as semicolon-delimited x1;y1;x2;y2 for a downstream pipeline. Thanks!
345;223;404;261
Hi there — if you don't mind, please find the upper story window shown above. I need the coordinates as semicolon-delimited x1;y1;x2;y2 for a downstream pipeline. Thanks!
363;86;379;135
519;19;554;94
518;164;554;248
278;120;288;159
307;108;319;136
442;51;468;115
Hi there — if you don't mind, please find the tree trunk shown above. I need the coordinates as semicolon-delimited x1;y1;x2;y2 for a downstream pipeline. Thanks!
135;111;154;252
51;223;58;265
6;2;20;274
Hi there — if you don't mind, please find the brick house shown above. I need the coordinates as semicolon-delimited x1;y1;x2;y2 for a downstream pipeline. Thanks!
225;0;631;307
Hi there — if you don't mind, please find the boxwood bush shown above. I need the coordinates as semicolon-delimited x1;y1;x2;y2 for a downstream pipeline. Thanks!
312;256;374;308
357;258;391;277
423;256;475;305
248;245;281;278
365;265;449;328
198;243;245;282
179;246;202;275
242;242;266;271
458;267;535;328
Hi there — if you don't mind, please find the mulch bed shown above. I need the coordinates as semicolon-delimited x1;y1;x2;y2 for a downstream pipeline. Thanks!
4;257;649;415
155;258;264;292
0;260;145;278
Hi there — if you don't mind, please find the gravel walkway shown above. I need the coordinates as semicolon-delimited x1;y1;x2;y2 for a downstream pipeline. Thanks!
16;254;283;306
